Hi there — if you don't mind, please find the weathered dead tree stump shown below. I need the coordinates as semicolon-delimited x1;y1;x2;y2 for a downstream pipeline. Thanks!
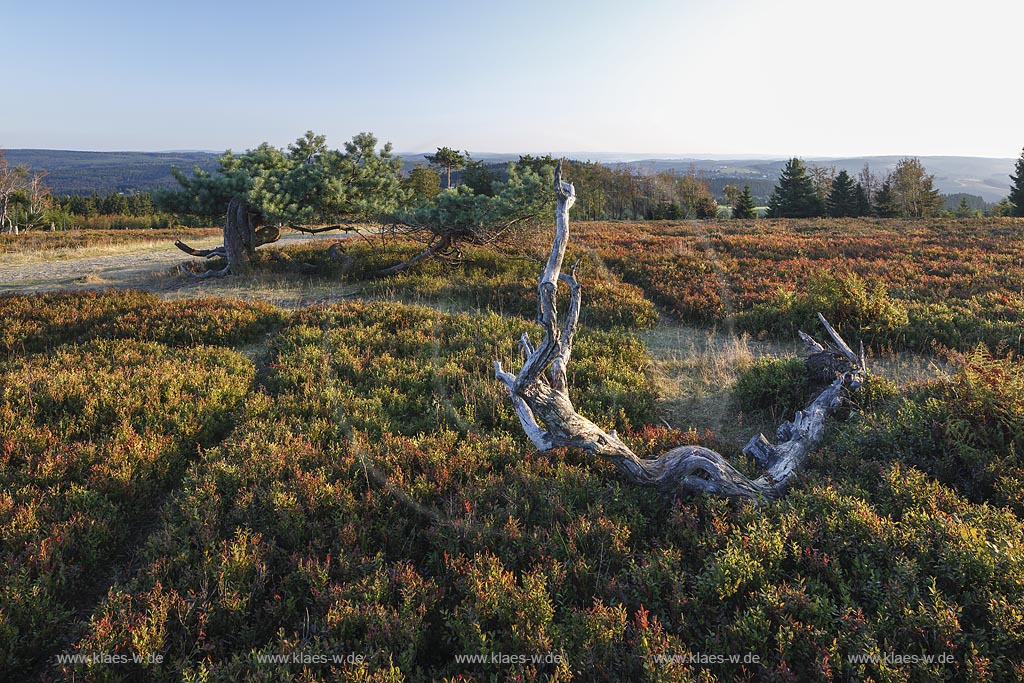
495;162;867;501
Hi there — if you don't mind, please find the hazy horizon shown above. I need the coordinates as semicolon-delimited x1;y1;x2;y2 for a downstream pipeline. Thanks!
3;147;1018;163
5;0;1022;158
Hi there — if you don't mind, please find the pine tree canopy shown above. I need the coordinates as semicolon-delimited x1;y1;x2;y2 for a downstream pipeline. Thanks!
156;131;405;225
396;162;554;244
425;147;467;188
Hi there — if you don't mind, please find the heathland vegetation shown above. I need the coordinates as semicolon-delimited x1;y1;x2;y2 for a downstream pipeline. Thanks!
0;219;1022;679
1;137;1024;680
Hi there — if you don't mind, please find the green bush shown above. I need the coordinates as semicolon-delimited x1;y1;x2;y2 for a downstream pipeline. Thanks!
733;355;811;420
829;346;1024;514
739;271;908;346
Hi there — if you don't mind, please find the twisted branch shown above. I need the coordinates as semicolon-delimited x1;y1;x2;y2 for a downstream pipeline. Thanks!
496;162;867;501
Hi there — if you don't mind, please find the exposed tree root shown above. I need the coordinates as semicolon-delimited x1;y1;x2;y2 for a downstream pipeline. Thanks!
177;262;230;279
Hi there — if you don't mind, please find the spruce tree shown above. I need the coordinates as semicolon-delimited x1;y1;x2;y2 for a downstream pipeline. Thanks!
826;169;858;217
733;183;757;219
853;183;871;217
955;196;973;218
768;158;824;218
874;176;900;217
1009;147;1024;217
992;198;1016;217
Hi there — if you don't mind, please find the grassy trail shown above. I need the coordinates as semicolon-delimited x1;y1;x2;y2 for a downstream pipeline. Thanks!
0;231;340;295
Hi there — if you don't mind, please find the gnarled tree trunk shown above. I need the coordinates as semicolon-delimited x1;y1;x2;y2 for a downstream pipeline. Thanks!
496;162;867;501
176;198;280;277
223;197;257;275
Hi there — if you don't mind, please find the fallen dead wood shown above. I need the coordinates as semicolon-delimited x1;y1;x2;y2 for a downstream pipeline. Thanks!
496;162;867;501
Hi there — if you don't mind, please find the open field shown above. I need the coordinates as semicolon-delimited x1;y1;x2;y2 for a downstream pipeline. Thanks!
0;230;340;295
2;218;1024;680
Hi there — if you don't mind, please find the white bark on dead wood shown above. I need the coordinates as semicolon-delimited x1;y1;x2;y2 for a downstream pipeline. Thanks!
496;162;867;501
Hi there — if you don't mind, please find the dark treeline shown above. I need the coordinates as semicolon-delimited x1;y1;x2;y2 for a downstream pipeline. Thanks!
54;191;157;217
43;190;192;230
942;193;993;215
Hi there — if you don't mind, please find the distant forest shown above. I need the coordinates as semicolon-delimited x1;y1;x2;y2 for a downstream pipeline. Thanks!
1;150;220;195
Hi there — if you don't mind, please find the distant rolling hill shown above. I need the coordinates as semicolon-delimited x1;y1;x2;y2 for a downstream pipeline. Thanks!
1;150;220;195
2;149;1017;203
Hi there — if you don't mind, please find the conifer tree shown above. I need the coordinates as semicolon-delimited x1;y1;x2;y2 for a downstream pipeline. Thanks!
385;160;554;275
955;196;974;218
1009;147;1024;217
158;131;405;274
425;147;466;189
873;176;900;217
733;183;757;219
854;183;871;217
767;158;824;218
826;169;858;217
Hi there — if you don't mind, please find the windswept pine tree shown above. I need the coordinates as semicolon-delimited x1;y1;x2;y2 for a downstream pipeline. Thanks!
767;158;824;218
157;131;405;275
826;169;859;217
384;162;555;274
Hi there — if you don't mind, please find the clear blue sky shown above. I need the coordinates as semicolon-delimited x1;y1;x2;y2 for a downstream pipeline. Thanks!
4;0;1022;158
